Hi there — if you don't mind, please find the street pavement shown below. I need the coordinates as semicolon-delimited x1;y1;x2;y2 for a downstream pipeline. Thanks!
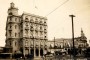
0;54;89;60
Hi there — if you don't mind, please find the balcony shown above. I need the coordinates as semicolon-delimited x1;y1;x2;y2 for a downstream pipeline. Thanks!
30;45;33;48
44;29;47;33
40;29;43;32
25;27;29;30
40;37;43;40
40;45;43;48
35;21;38;24
24;35;29;38
44;45;47;49
8;20;14;23
34;36;39;39
39;21;43;25
30;19;34;23
30;25;33;28
8;28;12;31
40;30;43;32
25;18;29;22
30;28;34;31
44;37;47;40
30;36;34;39
35;28;38;31
44;22;47;26
35;45;39;48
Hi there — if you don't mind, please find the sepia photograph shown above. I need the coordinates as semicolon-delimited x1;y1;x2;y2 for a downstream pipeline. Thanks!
0;0;90;60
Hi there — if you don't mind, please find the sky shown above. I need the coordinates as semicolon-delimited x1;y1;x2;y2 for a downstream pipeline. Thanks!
0;0;90;46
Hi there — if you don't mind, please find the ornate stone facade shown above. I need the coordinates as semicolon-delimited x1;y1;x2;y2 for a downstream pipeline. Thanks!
5;2;48;57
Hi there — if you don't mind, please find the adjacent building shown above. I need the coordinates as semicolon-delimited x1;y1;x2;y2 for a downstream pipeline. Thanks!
5;2;48;57
48;29;88;51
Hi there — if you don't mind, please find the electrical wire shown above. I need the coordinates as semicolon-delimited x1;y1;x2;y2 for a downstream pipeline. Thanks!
45;0;69;17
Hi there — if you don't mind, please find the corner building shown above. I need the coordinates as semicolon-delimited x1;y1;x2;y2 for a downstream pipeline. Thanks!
5;2;48;57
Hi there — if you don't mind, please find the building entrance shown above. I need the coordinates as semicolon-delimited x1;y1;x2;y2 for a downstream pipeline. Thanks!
31;48;34;56
40;48;43;56
36;48;39;56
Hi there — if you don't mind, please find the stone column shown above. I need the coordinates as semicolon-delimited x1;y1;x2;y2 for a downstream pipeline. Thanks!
29;41;30;55
43;45;44;57
38;40;40;57
34;40;36;57
23;39;25;57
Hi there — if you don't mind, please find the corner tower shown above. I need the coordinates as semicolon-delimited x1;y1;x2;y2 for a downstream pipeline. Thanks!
5;2;21;53
8;2;18;15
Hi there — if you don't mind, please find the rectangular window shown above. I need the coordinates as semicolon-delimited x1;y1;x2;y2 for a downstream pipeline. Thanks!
6;32;7;36
15;25;17;29
18;32;20;37
9;31;12;37
10;24;12;28
10;16;12;21
15;42;17;46
10;41;11;46
15;18;17;22
25;30;28;34
19;19;20;22
15;33;17;37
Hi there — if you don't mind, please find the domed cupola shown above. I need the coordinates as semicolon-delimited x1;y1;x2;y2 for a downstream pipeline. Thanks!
8;2;18;16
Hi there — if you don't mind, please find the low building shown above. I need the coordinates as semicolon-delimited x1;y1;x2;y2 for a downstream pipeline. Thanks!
48;29;88;52
2;2;48;58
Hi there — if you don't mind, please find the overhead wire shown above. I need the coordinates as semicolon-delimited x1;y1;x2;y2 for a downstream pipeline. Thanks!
45;0;69;17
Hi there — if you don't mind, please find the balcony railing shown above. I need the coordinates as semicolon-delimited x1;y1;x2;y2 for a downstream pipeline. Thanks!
25;27;29;30
40;29;43;32
35;45;39;48
40;45;43;48
30;28;34;31
44;23;47;26
23;35;29;38
35;21;38;24
44;29;47;33
30;19;34;23
44;37;47;40
35;28;38;31
30;36;34;39
8;20;14;23
40;37;44;40
39;21;43;25
35;36;39;39
25;18;29;22
8;28;12;31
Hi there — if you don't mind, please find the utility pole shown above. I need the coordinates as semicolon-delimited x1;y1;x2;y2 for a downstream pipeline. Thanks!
54;37;55;51
69;15;75;57
54;37;55;49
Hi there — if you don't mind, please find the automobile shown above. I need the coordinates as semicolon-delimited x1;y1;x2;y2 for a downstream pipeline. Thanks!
55;51;62;55
60;49;67;55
